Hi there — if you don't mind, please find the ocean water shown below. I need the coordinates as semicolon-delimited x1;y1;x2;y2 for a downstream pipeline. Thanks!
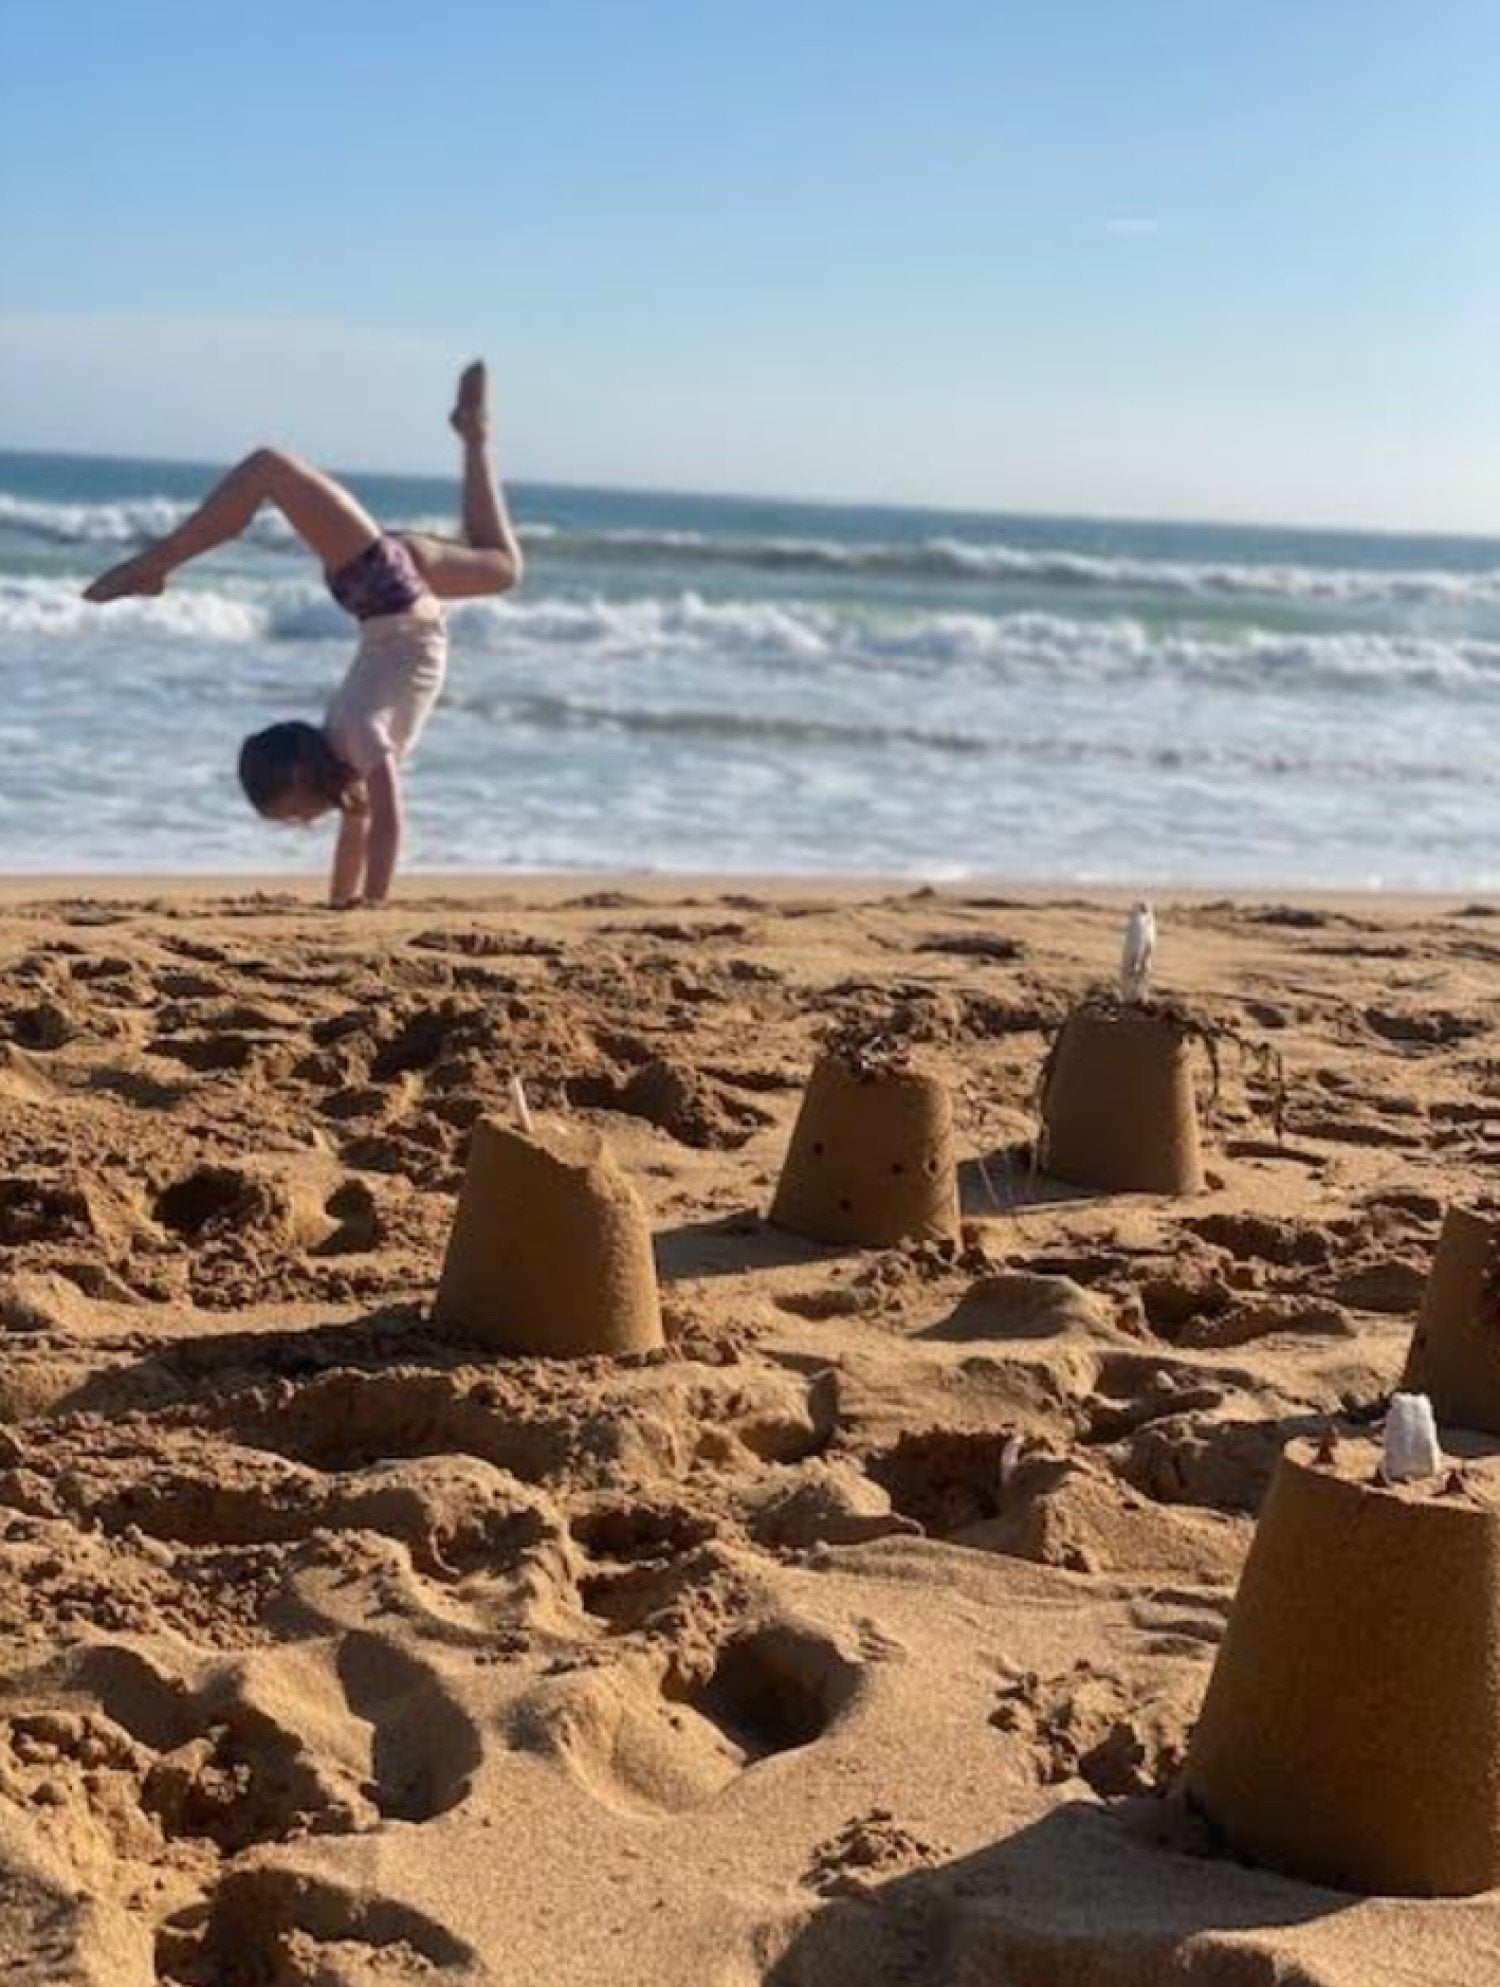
2;448;1498;887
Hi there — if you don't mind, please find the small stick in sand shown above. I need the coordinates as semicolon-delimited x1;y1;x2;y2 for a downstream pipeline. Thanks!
973;1151;1005;1214
509;1074;535;1135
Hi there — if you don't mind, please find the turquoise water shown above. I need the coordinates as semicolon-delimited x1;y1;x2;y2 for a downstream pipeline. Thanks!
2;448;1498;885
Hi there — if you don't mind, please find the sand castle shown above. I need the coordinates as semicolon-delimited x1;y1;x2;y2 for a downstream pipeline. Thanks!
434;1114;663;1357
1186;1434;1500;1896
770;1047;961;1249
1402;1203;1500;1436
1040;1000;1205;1196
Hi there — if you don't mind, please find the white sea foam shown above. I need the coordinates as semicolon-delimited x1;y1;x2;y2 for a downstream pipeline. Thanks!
0;492;298;551
6;487;1500;609
920;538;1500;607
6;576;1500;697
0;575;266;640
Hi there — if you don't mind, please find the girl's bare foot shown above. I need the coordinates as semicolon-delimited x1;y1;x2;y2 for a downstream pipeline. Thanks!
449;360;489;442
83;548;169;603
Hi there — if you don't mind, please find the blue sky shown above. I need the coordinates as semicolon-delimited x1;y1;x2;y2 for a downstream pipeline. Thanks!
1;0;1496;530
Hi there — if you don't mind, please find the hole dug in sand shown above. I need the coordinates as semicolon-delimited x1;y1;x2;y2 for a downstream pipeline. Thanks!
868;1427;1017;1534
569;1498;733;1636
153;1162;377;1257
570;1498;719;1563
517;1625;862;1819
672;1624;861;1764
577;1546;732;1638
770;1048;961;1250
0;1174;101;1247
1040;1001;1207;1197
153;1165;280;1240
434;1116;663;1357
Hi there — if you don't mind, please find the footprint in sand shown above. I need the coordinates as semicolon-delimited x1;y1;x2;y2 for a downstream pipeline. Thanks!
60;1630;480;1847
513;1625;863;1821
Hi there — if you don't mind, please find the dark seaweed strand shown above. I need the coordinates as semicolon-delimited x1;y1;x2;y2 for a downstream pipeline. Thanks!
1029;989;1287;1152
819;1015;919;1077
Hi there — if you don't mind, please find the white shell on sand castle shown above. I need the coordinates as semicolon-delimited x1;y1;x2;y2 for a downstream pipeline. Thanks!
1382;1391;1442;1483
1119;900;1156;1004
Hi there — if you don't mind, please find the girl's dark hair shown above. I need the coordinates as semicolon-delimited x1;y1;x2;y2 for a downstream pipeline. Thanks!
237;721;364;817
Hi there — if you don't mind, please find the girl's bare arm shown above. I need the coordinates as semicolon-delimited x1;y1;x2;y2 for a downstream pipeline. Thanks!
329;805;370;907
360;755;405;905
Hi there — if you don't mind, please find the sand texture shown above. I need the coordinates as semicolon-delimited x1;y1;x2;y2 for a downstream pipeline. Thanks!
1;880;1499;1986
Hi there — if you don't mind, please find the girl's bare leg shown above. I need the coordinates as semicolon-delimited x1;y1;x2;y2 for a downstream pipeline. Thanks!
402;363;524;599
84;450;380;602
455;361;508;548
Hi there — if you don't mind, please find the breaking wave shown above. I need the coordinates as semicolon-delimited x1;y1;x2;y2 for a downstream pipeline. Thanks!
6;487;1499;610
5;575;1497;697
531;525;1500;609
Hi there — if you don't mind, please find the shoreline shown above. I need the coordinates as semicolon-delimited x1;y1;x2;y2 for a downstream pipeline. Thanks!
0;871;1494;915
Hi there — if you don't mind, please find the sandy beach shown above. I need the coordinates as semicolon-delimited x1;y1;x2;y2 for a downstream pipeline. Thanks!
2;877;1497;1986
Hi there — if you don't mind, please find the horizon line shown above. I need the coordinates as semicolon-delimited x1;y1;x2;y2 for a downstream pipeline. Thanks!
0;440;1494;549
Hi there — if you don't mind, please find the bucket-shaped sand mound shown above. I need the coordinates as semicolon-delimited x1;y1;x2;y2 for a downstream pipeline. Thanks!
770;1050;960;1249
1040;1004;1204;1196
435;1116;662;1357
1186;1436;1500;1896
1402;1203;1500;1436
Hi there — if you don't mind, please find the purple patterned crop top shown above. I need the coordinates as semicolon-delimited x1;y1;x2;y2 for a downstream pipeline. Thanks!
326;534;430;621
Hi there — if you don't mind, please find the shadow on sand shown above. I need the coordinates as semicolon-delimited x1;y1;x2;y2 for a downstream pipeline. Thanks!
654;1211;850;1283
959;1149;1108;1220
764;1799;1358;1987
49;1305;469;1418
